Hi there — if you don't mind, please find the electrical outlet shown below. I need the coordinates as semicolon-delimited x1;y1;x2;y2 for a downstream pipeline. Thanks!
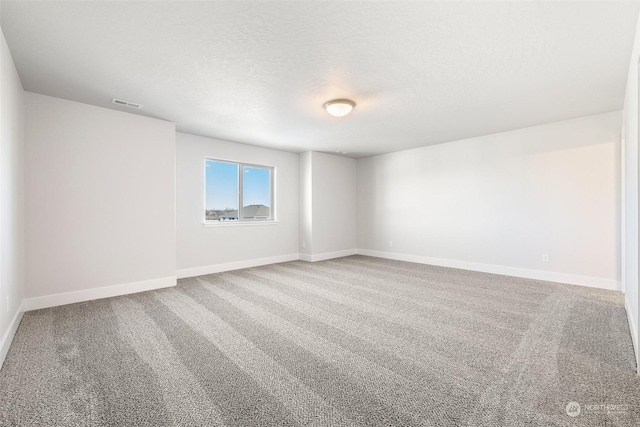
542;254;549;263
5;296;9;313
389;240;393;247
302;241;306;249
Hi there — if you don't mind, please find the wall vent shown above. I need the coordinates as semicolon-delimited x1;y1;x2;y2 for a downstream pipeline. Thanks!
111;98;142;109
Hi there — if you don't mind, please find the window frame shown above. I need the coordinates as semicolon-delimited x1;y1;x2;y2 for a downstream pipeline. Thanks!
204;158;276;225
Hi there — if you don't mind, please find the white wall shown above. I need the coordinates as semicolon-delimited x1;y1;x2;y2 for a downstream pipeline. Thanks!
307;152;357;260
622;12;640;372
299;151;313;256
0;27;25;364
176;132;299;277
24;93;176;309
358;111;621;290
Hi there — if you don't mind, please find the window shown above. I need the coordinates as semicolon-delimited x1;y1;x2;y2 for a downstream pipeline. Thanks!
205;159;274;222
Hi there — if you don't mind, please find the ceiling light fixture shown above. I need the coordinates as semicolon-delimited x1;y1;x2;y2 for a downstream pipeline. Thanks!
324;99;355;117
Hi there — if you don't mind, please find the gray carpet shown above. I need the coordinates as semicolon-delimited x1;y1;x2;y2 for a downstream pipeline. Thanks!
0;255;638;426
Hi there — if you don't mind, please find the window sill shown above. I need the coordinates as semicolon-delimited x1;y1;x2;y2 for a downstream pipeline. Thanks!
203;221;279;228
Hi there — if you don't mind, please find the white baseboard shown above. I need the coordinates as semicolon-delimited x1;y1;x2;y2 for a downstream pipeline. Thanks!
299;249;357;263
23;276;177;311
299;253;313;262
356;249;620;291
176;253;300;279
625;298;639;375
0;301;24;369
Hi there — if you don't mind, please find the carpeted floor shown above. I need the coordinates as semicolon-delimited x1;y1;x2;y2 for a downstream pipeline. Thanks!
0;255;638;426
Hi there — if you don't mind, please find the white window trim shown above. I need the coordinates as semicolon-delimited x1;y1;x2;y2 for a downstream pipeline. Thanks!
203;220;279;228
204;158;276;225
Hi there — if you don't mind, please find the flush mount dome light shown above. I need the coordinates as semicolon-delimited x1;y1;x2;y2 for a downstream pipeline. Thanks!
324;99;355;117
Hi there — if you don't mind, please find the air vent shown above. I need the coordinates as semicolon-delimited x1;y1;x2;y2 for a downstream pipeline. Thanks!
111;98;142;109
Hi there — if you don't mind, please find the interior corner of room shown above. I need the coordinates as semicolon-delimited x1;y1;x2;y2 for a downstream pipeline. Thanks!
1;1;640;423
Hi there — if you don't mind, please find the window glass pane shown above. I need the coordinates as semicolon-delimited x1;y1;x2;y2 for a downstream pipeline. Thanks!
242;166;271;219
205;160;239;221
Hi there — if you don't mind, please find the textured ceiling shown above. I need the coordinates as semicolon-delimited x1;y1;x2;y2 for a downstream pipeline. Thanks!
1;1;639;158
